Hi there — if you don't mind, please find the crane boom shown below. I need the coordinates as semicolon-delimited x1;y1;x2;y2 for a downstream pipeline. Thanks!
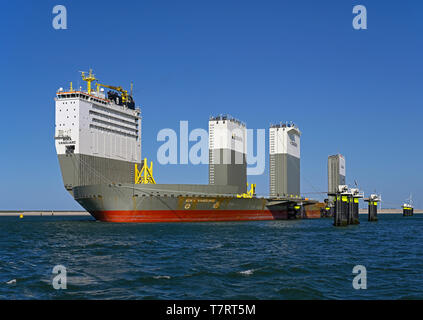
96;82;128;103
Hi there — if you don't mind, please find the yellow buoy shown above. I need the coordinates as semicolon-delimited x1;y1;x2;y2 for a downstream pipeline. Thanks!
19;214;23;219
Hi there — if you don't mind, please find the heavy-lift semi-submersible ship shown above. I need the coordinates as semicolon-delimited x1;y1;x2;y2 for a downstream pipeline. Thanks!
54;70;323;222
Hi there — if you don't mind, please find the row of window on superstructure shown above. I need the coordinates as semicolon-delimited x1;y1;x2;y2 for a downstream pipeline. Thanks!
91;117;138;134
89;124;138;139
89;110;138;128
91;104;139;122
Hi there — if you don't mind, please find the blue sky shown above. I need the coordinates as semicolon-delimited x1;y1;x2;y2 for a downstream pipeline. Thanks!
0;0;422;210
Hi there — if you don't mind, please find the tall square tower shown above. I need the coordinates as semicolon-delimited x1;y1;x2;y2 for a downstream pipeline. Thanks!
328;154;346;197
208;115;247;193
269;123;301;197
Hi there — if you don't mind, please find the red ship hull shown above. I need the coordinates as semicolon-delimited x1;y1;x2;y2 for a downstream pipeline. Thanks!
91;209;322;223
91;209;290;223
74;184;324;223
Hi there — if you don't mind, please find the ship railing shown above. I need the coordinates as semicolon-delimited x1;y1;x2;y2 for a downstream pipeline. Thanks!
114;184;263;198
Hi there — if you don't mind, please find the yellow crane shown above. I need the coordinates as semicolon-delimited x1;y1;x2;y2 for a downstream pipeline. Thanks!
79;69;135;109
79;69;131;105
95;82;129;104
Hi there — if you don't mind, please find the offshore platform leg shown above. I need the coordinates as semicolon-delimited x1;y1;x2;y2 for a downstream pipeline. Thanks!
368;201;378;222
403;207;414;216
352;197;360;225
342;195;349;226
347;196;354;225
334;187;363;226
292;204;305;219
365;195;380;222
334;195;348;226
333;196;339;226
321;206;331;218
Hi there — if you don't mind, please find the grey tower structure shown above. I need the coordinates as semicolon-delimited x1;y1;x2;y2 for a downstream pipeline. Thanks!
209;115;247;193
269;123;301;197
328;154;346;200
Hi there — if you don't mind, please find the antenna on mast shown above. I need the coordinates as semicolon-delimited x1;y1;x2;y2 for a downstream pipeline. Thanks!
408;193;413;206
79;68;97;94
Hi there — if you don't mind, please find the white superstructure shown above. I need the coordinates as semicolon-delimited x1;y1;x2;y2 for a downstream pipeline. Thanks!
269;123;301;158
208;115;247;164
54;70;142;193
54;89;141;162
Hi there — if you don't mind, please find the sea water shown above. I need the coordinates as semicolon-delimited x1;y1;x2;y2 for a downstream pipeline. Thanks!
0;214;422;299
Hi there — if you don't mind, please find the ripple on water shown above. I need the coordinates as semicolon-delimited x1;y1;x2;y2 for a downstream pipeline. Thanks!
0;215;423;299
